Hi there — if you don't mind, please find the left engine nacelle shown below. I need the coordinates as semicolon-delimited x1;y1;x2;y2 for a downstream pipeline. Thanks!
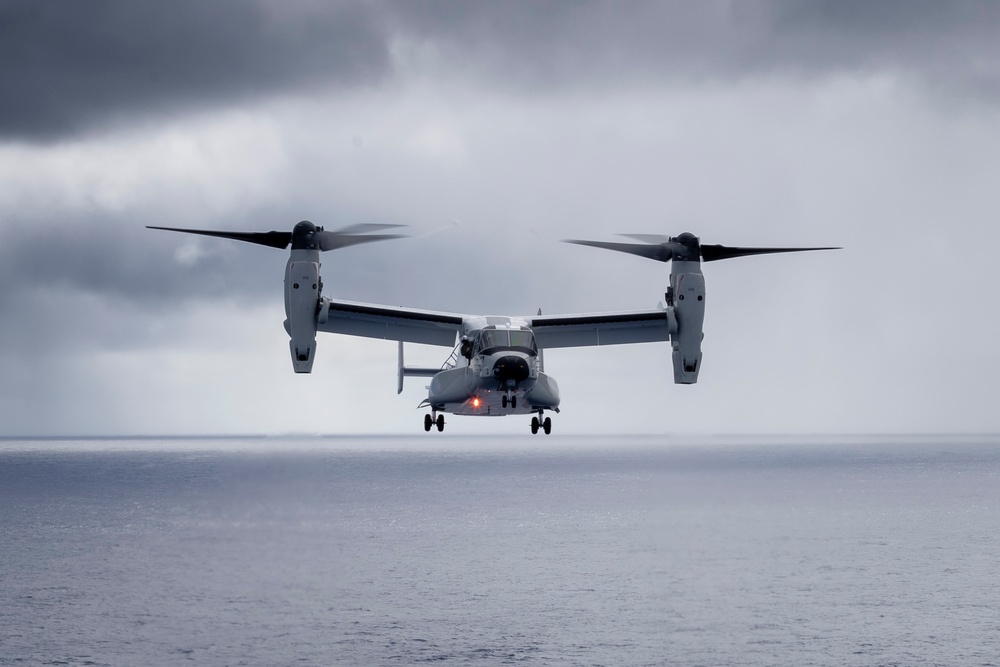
670;261;706;384
285;259;320;373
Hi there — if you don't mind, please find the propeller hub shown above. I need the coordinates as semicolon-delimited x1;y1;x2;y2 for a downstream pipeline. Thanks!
670;232;701;261
292;220;318;250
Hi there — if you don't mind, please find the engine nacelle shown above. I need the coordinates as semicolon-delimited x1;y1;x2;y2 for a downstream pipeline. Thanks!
285;259;320;373
670;261;706;384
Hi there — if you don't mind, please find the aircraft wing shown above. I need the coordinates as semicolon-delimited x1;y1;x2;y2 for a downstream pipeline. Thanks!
318;298;464;347
527;309;673;349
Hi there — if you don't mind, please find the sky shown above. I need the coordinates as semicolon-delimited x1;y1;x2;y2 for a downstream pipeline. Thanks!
1;0;999;436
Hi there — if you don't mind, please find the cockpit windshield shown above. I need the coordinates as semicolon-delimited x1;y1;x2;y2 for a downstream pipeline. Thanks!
509;330;535;349
478;330;507;350
475;327;537;355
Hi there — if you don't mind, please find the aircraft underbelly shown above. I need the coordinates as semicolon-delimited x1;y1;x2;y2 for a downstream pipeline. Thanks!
429;370;560;416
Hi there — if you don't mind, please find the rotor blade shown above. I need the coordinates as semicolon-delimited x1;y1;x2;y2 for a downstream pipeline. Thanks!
563;239;674;262
619;233;674;244
330;223;406;235
411;218;461;239
146;226;292;249
315;232;407;252
700;244;841;262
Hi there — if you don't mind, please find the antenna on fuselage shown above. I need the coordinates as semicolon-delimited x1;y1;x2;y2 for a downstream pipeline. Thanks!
536;307;545;373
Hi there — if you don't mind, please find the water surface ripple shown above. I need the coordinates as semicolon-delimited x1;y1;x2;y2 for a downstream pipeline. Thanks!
1;435;997;666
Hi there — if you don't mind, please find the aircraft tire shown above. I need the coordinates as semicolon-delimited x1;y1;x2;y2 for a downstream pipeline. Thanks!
436;414;445;432
543;417;551;435
531;416;539;434
424;414;432;432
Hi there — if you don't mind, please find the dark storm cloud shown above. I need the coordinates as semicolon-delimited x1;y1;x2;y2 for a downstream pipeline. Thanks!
770;2;1000;88
0;0;389;141
4;1;999;143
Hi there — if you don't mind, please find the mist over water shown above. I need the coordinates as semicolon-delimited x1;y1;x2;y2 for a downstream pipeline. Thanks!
2;435;998;666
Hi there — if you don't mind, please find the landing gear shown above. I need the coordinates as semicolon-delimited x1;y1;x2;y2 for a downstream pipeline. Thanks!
424;411;445;433
530;413;552;435
502;393;517;409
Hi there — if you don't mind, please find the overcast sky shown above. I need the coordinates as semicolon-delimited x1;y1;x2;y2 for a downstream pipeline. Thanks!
2;0;999;436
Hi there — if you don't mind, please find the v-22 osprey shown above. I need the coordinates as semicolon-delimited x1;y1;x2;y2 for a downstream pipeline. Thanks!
149;222;837;434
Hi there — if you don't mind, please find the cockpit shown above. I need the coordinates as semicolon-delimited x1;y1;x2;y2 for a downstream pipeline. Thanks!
473;326;537;356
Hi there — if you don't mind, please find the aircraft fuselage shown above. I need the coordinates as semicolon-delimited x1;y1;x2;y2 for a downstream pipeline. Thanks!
423;322;560;417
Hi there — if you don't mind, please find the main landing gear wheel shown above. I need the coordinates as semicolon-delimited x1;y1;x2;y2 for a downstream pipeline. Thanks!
424;413;445;432
530;415;552;435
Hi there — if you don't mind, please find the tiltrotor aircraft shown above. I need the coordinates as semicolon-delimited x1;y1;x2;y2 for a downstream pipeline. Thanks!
149;222;836;434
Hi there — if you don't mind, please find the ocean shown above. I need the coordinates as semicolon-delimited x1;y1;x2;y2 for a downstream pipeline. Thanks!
1;434;998;666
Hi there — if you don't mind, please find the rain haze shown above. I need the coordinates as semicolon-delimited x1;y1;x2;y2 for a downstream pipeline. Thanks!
2;1;999;436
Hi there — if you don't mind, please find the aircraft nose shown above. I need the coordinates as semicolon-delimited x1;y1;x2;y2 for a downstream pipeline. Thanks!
492;355;530;383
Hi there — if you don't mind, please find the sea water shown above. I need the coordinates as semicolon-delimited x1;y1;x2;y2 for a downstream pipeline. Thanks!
1;434;998;666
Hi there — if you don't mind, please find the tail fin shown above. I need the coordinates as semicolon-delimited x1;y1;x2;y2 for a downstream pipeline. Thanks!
397;342;439;394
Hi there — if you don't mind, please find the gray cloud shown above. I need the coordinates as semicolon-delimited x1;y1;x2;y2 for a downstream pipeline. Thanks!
0;214;278;307
386;1;1000;96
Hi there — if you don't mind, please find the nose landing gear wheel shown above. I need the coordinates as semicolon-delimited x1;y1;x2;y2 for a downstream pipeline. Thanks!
424;414;432;432
436;414;445;432
543;417;552;434
502;395;508;409
531;416;539;434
